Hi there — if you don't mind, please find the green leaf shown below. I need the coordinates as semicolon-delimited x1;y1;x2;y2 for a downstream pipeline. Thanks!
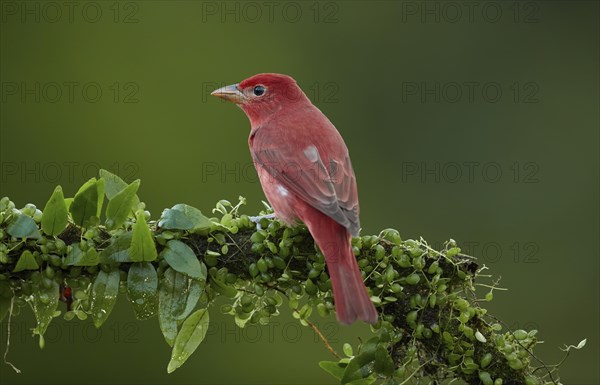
99;231;133;263
105;179;140;230
129;211;157;262
65;244;99;266
158;204;212;232
100;169;140;205
319;361;347;380
562;338;588;352
101;169;128;199
176;279;203;321
90;269;120;328
341;338;380;384
158;269;186;347
95;177;105;218
70;178;99;228
359;337;380;355
7;214;41;239
161;240;206;280
64;244;83;265
127;262;158;320
209;276;238;298
343;343;354;357
158;268;203;346
41;185;68;236
167;308;209;373
29;279;59;340
475;330;487;343
373;345;394;375
342;354;376;384
13;250;40;272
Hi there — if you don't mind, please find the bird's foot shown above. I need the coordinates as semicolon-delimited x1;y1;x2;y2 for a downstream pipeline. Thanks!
249;213;275;231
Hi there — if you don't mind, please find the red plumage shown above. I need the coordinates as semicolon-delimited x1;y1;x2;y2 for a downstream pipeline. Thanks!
212;73;377;324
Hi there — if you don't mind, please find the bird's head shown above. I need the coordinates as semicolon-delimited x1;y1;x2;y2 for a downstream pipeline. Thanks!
211;73;308;125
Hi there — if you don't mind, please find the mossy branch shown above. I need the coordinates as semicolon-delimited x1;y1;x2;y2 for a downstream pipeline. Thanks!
0;173;577;384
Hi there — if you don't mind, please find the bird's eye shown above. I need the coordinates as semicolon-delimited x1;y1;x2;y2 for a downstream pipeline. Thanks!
253;85;266;97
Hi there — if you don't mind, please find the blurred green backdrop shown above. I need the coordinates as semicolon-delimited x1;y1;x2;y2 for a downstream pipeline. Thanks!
0;0;598;383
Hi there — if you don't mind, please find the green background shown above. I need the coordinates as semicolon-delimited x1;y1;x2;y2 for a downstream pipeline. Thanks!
1;0;598;383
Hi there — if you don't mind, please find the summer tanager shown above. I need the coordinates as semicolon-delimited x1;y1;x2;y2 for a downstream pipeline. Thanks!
211;73;377;324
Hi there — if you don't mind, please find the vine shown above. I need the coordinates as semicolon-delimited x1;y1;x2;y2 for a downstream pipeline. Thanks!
0;170;583;384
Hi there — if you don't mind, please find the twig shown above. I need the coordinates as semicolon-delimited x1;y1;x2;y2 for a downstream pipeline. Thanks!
3;296;21;374
267;285;339;359
304;317;340;359
398;358;432;385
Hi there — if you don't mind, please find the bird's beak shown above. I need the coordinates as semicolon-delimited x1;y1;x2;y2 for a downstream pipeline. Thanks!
210;83;246;104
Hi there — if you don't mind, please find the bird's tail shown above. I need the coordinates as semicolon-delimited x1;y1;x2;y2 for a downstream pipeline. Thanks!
304;213;378;324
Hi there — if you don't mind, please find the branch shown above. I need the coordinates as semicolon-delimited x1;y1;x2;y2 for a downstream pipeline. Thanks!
0;172;574;384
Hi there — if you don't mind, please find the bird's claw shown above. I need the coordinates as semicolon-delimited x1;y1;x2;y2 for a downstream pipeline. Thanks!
249;213;275;231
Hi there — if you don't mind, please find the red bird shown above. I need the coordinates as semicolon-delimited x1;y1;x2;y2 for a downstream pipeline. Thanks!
211;73;377;324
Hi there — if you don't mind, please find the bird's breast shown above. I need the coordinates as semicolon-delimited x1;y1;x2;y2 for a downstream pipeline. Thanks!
255;164;298;226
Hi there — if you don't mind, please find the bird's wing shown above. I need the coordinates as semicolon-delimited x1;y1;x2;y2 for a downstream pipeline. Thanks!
251;122;360;236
